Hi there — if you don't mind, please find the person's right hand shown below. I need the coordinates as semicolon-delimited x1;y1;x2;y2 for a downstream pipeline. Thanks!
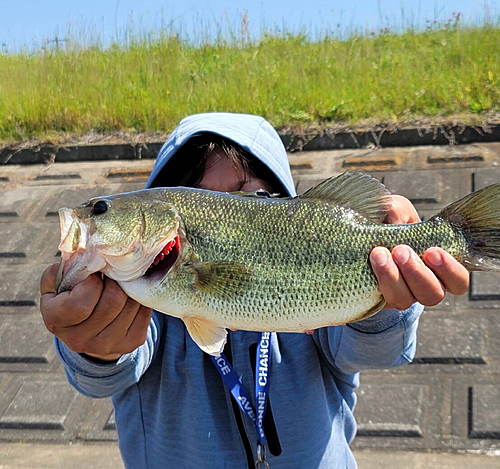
40;263;153;362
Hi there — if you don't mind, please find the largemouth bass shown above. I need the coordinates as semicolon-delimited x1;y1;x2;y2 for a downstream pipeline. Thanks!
55;172;500;355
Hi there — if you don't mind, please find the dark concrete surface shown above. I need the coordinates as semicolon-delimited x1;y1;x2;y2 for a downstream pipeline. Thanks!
2;124;499;165
0;143;499;466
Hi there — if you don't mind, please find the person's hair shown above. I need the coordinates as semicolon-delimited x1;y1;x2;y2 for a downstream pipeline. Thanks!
150;133;286;195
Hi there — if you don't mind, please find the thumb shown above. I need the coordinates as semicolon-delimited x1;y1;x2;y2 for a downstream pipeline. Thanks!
40;263;61;295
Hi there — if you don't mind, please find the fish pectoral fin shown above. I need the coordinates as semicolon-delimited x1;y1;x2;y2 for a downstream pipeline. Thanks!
188;261;252;298
183;317;227;356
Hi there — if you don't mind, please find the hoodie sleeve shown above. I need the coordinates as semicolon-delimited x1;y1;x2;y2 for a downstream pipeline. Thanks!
55;311;163;398
313;303;423;375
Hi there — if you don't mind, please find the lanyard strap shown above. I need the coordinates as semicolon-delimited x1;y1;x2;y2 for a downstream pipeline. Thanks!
211;331;271;448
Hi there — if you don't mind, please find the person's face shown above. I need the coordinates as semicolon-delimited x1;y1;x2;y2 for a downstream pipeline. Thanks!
195;149;276;193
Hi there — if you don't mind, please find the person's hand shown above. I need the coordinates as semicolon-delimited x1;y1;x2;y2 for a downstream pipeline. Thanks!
40;264;152;361
369;195;470;310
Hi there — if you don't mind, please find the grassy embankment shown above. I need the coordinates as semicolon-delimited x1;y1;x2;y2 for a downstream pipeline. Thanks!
0;22;499;143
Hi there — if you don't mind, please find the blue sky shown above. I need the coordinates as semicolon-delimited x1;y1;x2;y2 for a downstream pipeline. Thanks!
1;0;497;50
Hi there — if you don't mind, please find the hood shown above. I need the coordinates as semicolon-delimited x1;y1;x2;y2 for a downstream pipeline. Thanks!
146;113;296;197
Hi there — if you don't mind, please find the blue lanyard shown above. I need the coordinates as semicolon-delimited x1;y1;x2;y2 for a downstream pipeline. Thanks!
211;332;271;448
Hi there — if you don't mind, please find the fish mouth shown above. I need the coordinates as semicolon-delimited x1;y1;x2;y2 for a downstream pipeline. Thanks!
144;234;181;279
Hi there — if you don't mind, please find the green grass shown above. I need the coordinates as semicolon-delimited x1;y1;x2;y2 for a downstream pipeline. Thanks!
0;23;499;142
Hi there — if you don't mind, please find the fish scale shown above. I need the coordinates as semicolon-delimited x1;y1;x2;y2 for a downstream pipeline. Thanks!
142;189;461;330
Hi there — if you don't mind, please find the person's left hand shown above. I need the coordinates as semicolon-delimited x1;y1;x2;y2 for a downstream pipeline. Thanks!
369;195;470;310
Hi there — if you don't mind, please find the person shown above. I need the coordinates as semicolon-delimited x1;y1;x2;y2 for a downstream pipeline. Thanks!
40;113;469;469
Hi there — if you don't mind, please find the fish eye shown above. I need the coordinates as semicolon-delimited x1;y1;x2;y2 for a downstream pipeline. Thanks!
92;200;109;215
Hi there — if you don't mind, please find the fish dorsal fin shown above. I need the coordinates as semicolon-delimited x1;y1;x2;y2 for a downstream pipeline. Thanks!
230;189;280;199
300;172;392;222
183;317;227;356
187;261;252;299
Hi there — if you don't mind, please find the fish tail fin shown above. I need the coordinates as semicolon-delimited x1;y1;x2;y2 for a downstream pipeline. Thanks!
434;182;500;271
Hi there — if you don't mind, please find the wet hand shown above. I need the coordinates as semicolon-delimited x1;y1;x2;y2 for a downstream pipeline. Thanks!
40;264;152;361
369;195;470;310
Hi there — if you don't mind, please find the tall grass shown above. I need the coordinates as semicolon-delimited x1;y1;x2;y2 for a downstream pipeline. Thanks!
0;19;499;142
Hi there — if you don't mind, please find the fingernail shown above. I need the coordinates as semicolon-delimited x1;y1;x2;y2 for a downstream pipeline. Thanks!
427;249;443;267
393;246;410;265
371;249;388;266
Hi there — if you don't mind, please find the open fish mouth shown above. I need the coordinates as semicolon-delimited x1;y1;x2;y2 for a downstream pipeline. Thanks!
144;234;181;279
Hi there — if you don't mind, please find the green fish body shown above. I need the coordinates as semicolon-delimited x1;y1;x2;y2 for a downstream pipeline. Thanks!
56;172;500;355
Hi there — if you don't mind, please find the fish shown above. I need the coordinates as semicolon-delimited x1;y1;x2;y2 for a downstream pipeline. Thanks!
55;172;500;356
